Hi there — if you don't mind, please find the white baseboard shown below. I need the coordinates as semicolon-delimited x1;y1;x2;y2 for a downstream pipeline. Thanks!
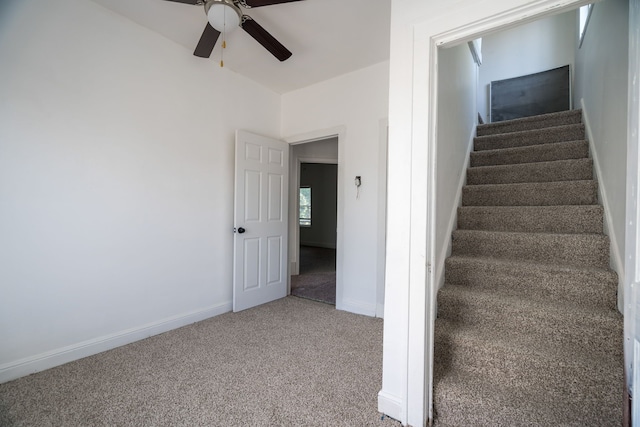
434;125;476;291
581;100;625;313
338;298;377;317
0;302;232;384
376;302;385;319
378;390;404;423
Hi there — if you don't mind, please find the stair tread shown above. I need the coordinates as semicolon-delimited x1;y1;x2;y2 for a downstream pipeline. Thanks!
462;179;598;206
476;123;584;140
469;156;591;170
467;158;593;185
435;317;622;396
453;228;606;238
446;254;615;275
435;317;622;365
477;109;583;137
434;364;622;427
474;123;585;151
458;204;604;234
438;283;621;323
437;284;622;354
463;178;597;189
470;139;589;166
445;254;618;309
459;204;603;211
452;228;610;268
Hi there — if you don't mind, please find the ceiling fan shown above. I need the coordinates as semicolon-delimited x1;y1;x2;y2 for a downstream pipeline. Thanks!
165;0;302;61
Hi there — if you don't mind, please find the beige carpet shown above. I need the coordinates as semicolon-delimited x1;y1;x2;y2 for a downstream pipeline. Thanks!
0;297;400;427
434;109;624;426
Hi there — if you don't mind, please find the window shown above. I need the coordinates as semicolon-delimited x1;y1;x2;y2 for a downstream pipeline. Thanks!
299;187;311;227
579;4;594;48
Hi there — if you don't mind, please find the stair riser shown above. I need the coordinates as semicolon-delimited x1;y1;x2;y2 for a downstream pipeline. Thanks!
462;181;598;206
452;231;609;268
466;159;593;185
477;110;583;136
470;140;589;167
445;258;617;309
457;206;604;234
474;124;585;151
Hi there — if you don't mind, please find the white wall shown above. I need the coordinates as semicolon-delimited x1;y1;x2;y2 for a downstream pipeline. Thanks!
435;44;478;290
281;62;390;317
299;164;338;248
478;11;577;122
574;0;629;310
0;0;280;382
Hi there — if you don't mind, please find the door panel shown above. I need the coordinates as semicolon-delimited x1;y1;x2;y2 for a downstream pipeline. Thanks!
233;130;289;312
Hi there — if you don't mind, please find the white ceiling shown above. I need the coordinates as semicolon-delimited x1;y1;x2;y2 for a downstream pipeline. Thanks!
90;0;392;94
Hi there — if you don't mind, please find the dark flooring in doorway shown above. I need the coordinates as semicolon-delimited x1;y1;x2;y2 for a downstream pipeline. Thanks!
291;246;336;305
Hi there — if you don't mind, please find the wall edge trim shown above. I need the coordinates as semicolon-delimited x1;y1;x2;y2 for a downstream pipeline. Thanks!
581;99;625;312
434;124;476;291
378;390;404;422
339;298;376;317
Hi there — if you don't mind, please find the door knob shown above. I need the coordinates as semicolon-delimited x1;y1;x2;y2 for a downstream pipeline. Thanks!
237;227;246;234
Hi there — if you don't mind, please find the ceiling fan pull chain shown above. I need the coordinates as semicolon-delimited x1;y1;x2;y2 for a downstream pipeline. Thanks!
221;34;226;66
220;8;227;67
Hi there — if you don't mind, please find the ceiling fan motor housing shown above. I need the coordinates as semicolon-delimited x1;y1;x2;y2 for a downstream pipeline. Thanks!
205;0;243;32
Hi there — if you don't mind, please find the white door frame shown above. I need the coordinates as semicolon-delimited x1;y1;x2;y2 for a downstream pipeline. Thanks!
285;127;346;310
380;0;623;425
627;0;640;423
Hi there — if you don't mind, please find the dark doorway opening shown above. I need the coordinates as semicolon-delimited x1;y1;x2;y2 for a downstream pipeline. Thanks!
291;162;337;305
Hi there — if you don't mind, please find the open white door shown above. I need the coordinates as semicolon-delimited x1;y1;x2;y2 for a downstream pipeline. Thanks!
233;130;289;312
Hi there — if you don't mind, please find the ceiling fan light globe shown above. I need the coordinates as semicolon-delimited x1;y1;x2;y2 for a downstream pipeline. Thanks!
206;1;242;33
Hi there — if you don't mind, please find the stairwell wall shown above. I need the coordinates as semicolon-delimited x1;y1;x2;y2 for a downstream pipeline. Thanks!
574;0;629;310
478;12;577;123
435;44;478;290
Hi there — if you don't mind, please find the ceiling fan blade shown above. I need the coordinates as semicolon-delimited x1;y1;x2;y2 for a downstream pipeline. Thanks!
241;16;292;61
193;23;221;58
242;0;303;7
163;0;202;4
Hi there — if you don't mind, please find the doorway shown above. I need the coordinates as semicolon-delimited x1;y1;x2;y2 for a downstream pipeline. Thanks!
380;0;638;425
288;136;340;305
291;163;338;304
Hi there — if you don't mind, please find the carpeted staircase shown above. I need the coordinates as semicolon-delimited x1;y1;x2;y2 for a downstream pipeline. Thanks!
433;109;624;426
